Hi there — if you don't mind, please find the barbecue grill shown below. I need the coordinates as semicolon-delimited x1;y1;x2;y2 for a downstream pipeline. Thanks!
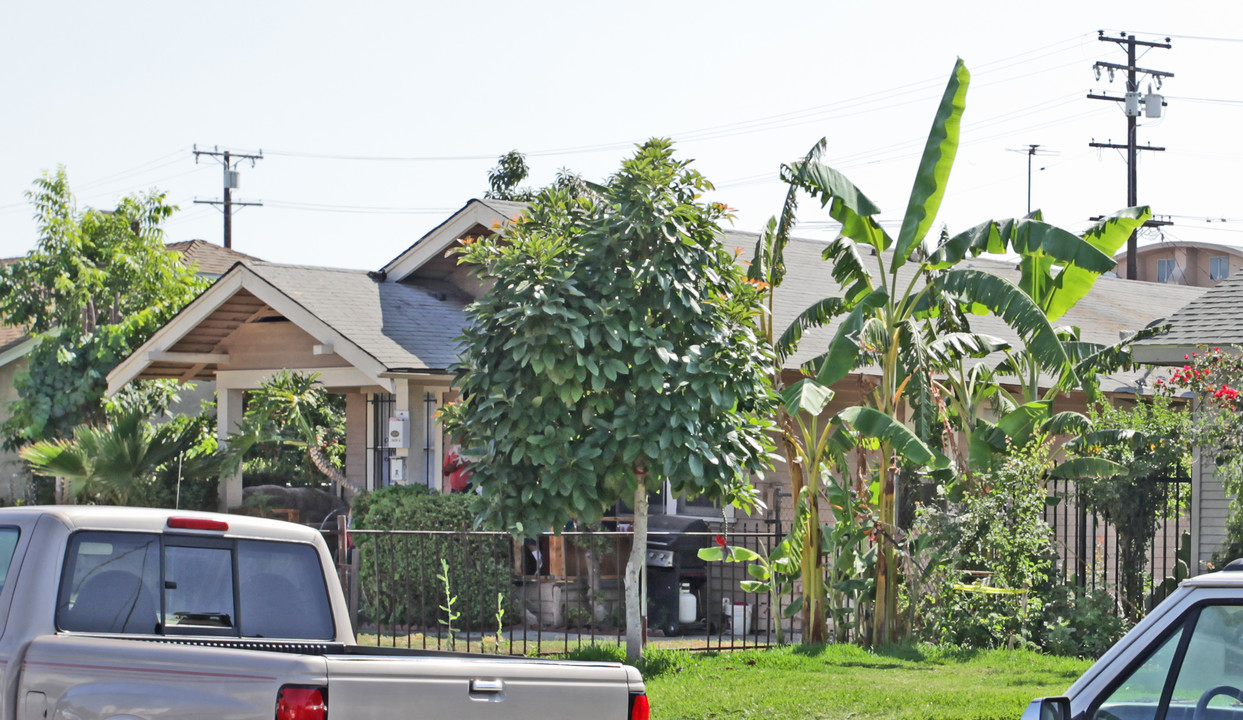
645;515;711;636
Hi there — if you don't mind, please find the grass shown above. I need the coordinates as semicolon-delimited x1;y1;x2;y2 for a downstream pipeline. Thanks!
562;644;1094;720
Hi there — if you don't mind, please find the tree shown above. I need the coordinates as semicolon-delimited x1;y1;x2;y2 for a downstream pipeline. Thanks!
442;139;777;662
22;410;221;507
485;150;535;201
0;168;207;448
769;59;1147;644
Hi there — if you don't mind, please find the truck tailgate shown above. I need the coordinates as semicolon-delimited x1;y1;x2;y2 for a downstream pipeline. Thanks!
325;654;640;720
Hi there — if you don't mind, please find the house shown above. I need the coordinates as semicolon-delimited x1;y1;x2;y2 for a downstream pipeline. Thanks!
106;199;1209;522
0;239;257;501
1133;268;1243;570
1113;240;1243;287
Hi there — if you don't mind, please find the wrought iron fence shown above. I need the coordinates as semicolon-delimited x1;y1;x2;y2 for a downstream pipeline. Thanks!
337;520;799;655
333;476;1193;655
1043;474;1192;613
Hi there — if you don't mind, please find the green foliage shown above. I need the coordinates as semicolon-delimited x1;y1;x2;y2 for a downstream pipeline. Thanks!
485;150;535;201
1041;587;1131;659
1163;347;1243;565
916;440;1059;649
1067;392;1191;617
351;485;514;630
222;371;348;491
22;410;220;508
0;168;207;447
442;138;777;534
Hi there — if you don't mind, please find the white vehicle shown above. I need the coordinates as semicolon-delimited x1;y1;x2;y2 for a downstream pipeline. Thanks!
0;506;647;720
1025;562;1243;720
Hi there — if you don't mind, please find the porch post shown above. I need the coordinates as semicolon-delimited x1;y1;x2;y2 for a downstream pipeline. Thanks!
217;387;245;512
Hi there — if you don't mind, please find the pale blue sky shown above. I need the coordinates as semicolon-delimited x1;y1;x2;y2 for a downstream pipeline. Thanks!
2;1;1241;270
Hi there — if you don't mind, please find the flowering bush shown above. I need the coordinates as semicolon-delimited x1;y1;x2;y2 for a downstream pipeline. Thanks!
1164;347;1243;564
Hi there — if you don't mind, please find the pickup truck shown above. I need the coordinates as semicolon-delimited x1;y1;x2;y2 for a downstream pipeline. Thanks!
0;505;647;720
1025;563;1243;720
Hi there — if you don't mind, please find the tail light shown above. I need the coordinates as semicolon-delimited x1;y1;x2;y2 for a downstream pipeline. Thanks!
629;692;649;720
276;686;327;720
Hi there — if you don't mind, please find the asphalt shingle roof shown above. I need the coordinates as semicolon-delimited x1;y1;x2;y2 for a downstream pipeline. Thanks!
247;261;467;371
718;230;1207;392
165;240;259;276
1133;268;1243;349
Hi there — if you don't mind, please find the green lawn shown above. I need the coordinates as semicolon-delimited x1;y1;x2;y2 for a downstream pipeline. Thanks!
566;644;1093;720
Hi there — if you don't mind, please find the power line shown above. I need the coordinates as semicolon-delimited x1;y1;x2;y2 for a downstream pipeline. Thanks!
192;146;264;249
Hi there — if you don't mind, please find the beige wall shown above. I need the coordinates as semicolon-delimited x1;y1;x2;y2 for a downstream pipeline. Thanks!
1114;246;1243;287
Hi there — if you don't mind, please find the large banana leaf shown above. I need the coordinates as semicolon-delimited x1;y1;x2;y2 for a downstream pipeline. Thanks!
892;58;970;273
782;161;892;253
752;141;827;288
926;218;1013;268
1051;457;1129;479
835;406;934;466
822;235;875;303
814;287;888;386
937;268;1071;376
926;332;1010;362
1045;207;1151;320
777;297;851;362
782;378;835;417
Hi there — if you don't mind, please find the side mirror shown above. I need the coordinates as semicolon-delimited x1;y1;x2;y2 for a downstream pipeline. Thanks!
1021;697;1071;720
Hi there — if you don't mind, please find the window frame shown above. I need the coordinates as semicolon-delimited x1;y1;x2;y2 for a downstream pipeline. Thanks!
55;529;336;640
1212;256;1230;281
1087;600;1243;720
1157;258;1175;283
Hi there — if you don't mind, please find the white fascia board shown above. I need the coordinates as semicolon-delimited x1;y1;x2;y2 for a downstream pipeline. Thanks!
216;366;380;391
0;336;37;369
1131;344;1219;366
382;201;510;281
106;272;247;397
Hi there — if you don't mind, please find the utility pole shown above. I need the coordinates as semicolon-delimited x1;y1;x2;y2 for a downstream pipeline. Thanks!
193;146;263;249
1087;31;1173;281
1008;144;1057;215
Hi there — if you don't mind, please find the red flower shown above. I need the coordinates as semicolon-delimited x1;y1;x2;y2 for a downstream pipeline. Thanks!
715;535;727;547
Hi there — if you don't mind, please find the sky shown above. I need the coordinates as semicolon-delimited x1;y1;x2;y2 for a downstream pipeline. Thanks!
2;2;1242;272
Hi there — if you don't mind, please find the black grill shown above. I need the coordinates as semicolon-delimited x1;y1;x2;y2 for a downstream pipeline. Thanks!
645;515;710;636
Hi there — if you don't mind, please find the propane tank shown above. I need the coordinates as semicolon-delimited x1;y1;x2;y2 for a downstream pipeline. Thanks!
678;583;697;624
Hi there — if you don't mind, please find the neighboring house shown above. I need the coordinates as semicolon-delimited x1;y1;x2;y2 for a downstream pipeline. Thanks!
1133;268;1243;570
0;239;257;502
107;199;1208;520
1112;240;1243;287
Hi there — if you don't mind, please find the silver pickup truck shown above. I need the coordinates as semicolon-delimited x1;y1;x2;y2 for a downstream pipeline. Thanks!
0;505;646;720
1026;564;1243;720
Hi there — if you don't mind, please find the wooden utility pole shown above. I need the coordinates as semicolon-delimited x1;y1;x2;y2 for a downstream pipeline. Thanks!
1087;32;1173;280
193;146;263;249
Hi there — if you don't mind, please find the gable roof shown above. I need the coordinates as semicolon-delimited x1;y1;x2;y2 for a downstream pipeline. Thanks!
380;198;528;281
165;239;259;276
106;261;467;396
1132;268;1243;365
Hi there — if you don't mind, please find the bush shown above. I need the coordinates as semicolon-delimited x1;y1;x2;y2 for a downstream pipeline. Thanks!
352;485;514;631
1042;586;1130;658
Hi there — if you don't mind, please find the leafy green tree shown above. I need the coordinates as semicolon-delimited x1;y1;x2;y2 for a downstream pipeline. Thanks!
442;139;777;661
0;168;208;448
22;410;221;507
485;150;535;201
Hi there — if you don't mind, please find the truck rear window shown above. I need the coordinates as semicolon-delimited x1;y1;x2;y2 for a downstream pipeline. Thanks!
57;531;334;640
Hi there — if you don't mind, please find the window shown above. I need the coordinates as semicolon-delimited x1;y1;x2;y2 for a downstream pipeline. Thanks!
58;531;334;639
1157;258;1175;283
0;528;20;595
1093;604;1243;720
1212;256;1230;281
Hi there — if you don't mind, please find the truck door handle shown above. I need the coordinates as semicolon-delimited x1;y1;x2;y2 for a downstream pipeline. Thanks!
470;679;504;694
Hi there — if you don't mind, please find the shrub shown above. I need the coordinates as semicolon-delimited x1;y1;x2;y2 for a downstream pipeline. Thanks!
1041;586;1130;658
352;485;514;631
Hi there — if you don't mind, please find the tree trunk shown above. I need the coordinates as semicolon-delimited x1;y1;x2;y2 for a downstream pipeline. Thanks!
624;478;649;664
307;441;367;495
872;454;897;646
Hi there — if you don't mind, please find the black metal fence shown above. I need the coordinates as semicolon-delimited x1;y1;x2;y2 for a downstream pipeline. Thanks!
336;520;798;655
333;475;1193;655
1043;474;1192;611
